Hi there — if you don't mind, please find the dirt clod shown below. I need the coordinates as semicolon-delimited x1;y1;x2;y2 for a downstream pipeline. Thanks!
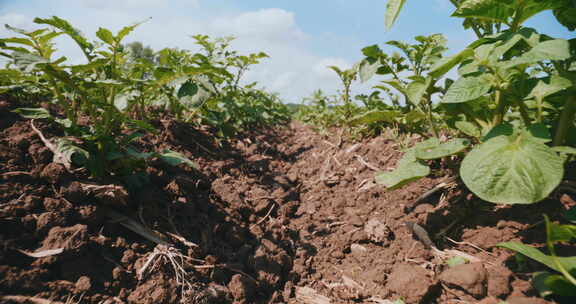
439;262;487;299
387;264;436;303
228;274;257;303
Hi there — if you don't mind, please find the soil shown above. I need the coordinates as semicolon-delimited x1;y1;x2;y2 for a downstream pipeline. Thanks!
1;98;575;304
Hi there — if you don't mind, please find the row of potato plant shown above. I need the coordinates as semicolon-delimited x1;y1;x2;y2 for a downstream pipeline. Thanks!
0;16;290;185
379;0;576;297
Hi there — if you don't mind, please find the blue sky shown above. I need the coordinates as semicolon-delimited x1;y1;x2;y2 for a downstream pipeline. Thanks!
0;0;572;103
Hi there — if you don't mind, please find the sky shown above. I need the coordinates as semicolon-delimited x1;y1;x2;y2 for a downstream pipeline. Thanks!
0;0;572;103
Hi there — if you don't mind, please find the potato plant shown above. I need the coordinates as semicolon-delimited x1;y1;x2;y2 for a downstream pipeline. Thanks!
374;0;576;205
0;16;289;184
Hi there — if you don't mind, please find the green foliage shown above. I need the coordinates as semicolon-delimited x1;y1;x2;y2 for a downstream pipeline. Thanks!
375;138;469;189
372;0;576;205
461;126;564;204
384;0;407;30
1;16;287;182
498;215;576;297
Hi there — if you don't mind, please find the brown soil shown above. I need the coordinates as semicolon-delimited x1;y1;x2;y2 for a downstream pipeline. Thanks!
1;98;575;304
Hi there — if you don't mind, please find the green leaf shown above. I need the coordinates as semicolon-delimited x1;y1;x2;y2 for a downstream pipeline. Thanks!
384;0;407;30
455;121;482;138
566;206;576;224
96;28;114;45
359;58;380;83
348;110;398;126
442;74;493;104
416;138;470;160
177;80;198;98
362;44;382;58
505;39;571;68
158;150;198;169
405;77;431;106
552;146;576;155
0;37;35;48
375;150;430;190
116;18;150;43
534;272;576;297
154;67;175;81
452;0;515;23
429;48;474;79
4;24;29;35
11;51;49;72
518;0;567;26
548;222;576;243
526;75;572;101
13;107;52;119
497;242;576;274
34;16;93;57
527;123;552;143
554;7;576;31
483;123;513;141
461;131;564;204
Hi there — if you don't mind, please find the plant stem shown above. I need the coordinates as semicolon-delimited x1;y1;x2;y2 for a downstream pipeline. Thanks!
552;94;576;146
492;89;506;125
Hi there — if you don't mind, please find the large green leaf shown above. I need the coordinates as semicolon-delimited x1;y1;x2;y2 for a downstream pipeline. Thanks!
518;0;567;26
405;77;431;106
384;0;407;30
416;138;470;160
452;0;515;23
526;75;572;101
348;110;397;126
498;242;576;274
375;150;430;190
505;39;571;68
533;272;576;297
442;74;493;104
461;131;564;204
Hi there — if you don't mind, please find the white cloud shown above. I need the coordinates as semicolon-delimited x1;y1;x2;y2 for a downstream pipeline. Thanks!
210;9;307;46
0;13;35;32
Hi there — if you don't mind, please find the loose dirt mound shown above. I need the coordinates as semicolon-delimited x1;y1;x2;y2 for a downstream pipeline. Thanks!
1;99;574;303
